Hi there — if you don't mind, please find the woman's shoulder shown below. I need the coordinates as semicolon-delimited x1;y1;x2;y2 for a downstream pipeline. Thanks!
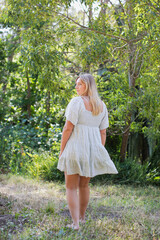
67;96;82;109
101;100;107;107
69;96;81;104
101;101;108;113
71;96;81;101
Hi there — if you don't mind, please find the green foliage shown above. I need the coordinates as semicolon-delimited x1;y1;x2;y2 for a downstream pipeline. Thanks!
115;159;148;184
146;143;160;185
0;120;62;174
45;202;55;214
25;147;64;182
92;158;148;185
97;69;130;133
0;0;160;185
148;144;160;172
146;169;160;185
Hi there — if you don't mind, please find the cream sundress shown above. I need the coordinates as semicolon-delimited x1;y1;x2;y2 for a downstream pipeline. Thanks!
57;96;118;177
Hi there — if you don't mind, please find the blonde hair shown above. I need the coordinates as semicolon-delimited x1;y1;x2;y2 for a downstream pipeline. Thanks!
76;73;102;116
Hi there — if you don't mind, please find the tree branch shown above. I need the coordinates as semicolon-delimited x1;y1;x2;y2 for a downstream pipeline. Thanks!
52;10;128;42
138;40;160;60
131;48;140;78
53;10;149;44
118;0;126;16
147;0;160;15
112;43;128;53
108;0;124;26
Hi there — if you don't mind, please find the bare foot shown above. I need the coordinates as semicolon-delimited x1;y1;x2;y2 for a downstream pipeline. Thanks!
66;223;79;230
79;218;86;224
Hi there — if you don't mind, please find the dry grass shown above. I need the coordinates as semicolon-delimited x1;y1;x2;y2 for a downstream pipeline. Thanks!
0;174;160;240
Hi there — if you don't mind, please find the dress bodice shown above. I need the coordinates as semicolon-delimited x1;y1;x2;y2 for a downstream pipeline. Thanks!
65;96;109;130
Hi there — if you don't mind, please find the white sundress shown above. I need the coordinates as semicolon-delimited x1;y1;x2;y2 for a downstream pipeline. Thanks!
57;96;118;177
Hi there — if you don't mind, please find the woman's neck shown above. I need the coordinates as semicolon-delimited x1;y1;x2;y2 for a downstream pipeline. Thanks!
81;94;89;97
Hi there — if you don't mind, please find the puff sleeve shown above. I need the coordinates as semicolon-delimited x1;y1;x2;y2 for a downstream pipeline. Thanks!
65;97;80;125
99;103;109;130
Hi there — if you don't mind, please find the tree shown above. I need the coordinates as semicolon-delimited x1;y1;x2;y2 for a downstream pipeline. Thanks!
53;0;160;161
1;0;160;165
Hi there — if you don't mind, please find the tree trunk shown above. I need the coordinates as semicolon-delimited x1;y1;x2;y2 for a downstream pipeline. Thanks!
83;11;85;26
100;0;109;16
88;4;92;26
120;113;132;161
45;90;51;135
99;0;109;30
26;70;31;118
46;90;50;116
120;0;136;161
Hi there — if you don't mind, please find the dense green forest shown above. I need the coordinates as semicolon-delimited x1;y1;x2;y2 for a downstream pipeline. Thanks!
0;0;160;184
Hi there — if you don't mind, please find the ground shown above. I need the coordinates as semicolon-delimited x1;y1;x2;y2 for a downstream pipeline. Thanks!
0;174;160;240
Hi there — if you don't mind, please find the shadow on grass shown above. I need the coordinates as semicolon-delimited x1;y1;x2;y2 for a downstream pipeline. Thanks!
0;194;34;237
58;205;123;221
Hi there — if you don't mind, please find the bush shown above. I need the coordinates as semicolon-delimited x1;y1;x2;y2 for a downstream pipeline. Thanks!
146;169;160;185
91;158;148;185
22;143;64;181
0;120;62;174
145;143;160;185
1;117;159;185
24;155;160;185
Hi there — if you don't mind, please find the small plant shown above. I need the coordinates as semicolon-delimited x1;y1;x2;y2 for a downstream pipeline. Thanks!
25;147;63;181
45;202;55;214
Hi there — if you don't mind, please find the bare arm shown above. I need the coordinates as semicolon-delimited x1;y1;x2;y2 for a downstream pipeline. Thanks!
59;120;74;157
100;129;106;146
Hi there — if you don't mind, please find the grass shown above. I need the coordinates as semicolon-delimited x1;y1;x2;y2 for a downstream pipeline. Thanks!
0;174;160;240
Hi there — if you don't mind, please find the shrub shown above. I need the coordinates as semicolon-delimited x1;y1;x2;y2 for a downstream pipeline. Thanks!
0;120;62;175
91;158;148;185
22;145;63;181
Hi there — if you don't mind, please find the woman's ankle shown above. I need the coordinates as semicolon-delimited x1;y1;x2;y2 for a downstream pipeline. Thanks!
79;216;85;223
73;221;79;227
66;223;79;230
79;214;85;219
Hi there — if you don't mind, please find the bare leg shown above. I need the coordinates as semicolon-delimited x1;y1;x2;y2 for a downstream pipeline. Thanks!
79;176;90;222
65;173;80;229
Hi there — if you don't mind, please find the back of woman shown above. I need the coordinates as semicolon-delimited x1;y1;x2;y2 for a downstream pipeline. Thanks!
57;73;118;230
65;96;108;128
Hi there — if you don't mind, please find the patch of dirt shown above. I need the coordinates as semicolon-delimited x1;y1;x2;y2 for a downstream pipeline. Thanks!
0;194;30;234
58;208;70;218
58;205;123;221
0;194;12;215
0;214;29;233
95;205;123;219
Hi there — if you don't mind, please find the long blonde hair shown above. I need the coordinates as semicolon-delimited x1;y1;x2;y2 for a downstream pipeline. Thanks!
76;73;102;116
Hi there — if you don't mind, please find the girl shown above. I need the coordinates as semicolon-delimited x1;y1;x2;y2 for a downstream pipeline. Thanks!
58;73;118;230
